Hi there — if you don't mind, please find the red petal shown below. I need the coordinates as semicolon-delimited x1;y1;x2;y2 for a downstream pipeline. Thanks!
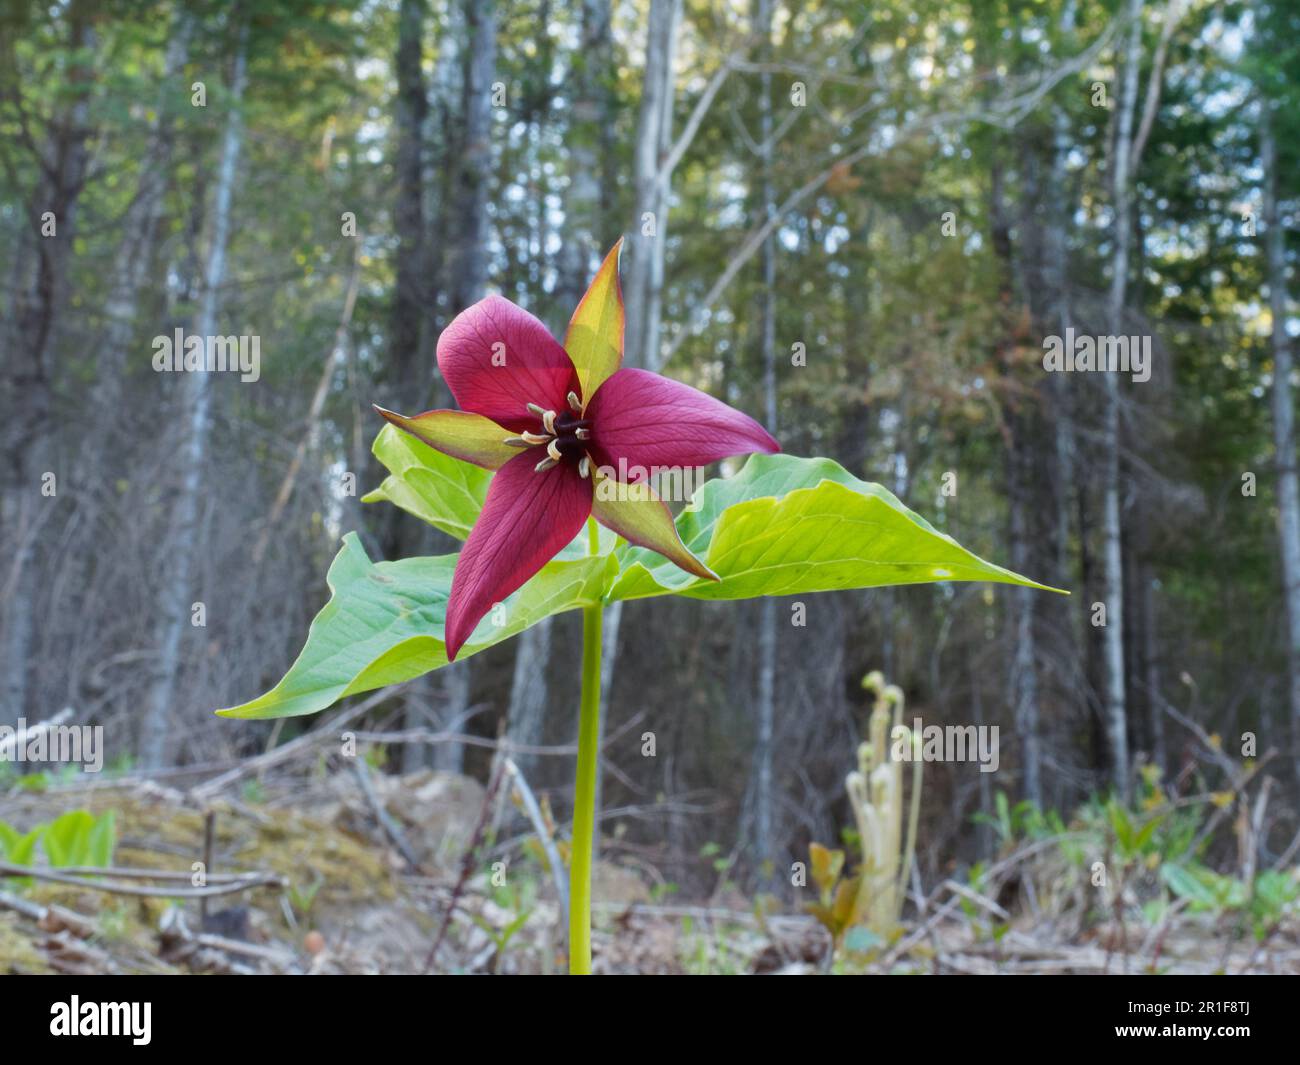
585;368;779;478
437;295;579;432
444;450;593;660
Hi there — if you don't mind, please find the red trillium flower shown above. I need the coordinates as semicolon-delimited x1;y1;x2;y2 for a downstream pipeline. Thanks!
375;241;779;661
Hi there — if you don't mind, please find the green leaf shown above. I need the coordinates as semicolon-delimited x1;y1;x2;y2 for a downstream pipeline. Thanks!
87;811;116;869
361;423;491;540
1132;812;1165;852
218;532;615;720
227;452;1059;724
43;811;93;868
1254;869;1300;911
607;453;1064;602
1108;801;1135;852
0;821;18;858
995;790;1012;840
0;822;43;867
1161;863;1219;911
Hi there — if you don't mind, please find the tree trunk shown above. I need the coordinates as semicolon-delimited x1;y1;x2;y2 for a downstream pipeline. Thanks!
557;0;613;311
624;0;680;372
141;30;248;767
1101;0;1144;794
98;17;193;422
432;0;499;774
452;0;496;311
0;7;95;725
1262;107;1300;780
1048;0;1079;594
505;618;552;778
750;0;779;878
387;0;437;774
1009;462;1043;806
1140;561;1165;774
390;0;430;401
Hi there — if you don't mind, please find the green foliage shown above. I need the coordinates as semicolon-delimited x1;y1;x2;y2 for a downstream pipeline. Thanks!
4;0;1291;925
362;424;491;541
241;779;267;805
0;823;44;887
39;810;116;869
974;789;1068;847
0;810;117;889
967;773;1300;954
470;908;532;959
218;536;614;720
679;913;749;976
804;841;857;948
221;452;1053;720
287;876;323;920
1161;863;1300;942
608;454;1062;602
468;868;539;971
1105;800;1166;863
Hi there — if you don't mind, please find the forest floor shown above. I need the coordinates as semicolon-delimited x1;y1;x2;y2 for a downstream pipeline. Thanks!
1;761;1297;975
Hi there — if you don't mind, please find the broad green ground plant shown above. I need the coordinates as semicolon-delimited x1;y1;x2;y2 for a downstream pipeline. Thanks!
0;810;117;889
219;241;1059;973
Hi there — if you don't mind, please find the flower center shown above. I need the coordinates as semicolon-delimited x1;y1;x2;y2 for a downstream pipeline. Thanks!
504;391;594;476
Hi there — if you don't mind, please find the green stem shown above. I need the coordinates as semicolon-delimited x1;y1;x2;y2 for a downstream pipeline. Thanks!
570;520;604;974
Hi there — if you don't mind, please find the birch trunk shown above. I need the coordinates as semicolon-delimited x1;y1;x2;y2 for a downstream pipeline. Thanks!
751;0;779;875
1101;0;1144;794
1048;0;1078;592
140;32;248;767
1262;108;1300;780
624;0;680;372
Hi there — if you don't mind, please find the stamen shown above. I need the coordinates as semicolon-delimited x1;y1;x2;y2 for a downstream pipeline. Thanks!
524;396;593;474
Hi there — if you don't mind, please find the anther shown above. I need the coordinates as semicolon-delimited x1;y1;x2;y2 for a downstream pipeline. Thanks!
574;427;591;440
547;440;563;463
542;409;558;434
567;391;582;412
578;456;590;479
526;402;547;418
503;436;531;448
520;430;551;445
534;457;558;472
